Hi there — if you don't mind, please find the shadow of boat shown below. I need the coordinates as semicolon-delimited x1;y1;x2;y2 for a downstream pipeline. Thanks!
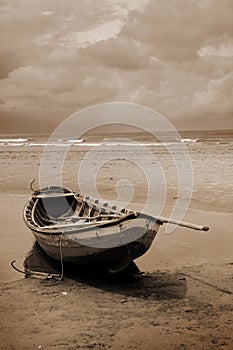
24;242;187;300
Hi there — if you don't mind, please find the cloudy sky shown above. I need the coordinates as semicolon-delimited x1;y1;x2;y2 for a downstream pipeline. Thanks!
0;0;232;133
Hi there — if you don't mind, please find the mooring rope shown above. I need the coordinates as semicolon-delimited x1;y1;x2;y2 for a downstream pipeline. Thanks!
24;249;42;267
43;231;65;286
58;231;64;282
184;272;232;295
11;249;42;276
11;233;65;285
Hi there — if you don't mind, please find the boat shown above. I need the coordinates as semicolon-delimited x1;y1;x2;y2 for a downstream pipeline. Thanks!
23;185;209;273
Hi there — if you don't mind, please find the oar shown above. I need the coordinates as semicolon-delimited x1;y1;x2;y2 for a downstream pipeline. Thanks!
158;217;209;231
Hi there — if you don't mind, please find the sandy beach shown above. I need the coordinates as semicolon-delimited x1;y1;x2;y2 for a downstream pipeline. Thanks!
1;0;233;348
0;131;232;349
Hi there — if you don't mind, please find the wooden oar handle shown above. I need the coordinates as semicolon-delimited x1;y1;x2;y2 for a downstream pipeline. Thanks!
158;217;209;231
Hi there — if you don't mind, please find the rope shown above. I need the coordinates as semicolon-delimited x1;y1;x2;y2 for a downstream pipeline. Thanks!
184;272;232;294
59;231;64;281
11;236;65;285
44;231;64;286
11;249;42;276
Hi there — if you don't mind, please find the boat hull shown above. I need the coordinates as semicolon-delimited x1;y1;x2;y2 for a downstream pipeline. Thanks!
31;224;160;272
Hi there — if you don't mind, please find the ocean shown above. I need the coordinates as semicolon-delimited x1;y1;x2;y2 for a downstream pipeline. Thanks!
0;129;232;148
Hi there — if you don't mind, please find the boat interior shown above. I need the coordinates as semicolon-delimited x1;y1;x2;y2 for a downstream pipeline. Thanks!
27;193;129;229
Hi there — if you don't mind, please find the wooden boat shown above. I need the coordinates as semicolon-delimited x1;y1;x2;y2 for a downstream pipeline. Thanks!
23;186;209;273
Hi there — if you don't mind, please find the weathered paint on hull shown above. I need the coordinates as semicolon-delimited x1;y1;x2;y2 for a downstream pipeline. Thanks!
31;227;159;271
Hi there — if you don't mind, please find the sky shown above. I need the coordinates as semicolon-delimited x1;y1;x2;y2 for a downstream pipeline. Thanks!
0;0;232;133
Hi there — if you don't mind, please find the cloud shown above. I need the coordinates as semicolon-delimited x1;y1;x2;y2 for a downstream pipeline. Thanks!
0;63;120;114
191;73;233;115
81;36;152;70
0;0;232;132
121;0;233;61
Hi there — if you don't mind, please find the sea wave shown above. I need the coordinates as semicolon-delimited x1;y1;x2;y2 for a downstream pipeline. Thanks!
0;138;202;147
0;138;28;143
179;138;202;143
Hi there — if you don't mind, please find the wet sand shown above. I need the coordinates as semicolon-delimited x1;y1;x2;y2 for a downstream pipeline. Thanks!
0;133;233;349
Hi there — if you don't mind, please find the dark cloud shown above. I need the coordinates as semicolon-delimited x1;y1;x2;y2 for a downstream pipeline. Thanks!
80;36;151;70
0;0;232;132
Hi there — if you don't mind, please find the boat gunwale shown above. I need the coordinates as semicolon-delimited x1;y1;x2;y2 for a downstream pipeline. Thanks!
25;207;161;236
23;186;163;237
